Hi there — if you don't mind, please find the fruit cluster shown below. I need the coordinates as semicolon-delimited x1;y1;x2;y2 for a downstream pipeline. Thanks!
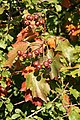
17;48;41;59
24;14;45;27
17;50;32;59
33;58;52;71
17;50;52;71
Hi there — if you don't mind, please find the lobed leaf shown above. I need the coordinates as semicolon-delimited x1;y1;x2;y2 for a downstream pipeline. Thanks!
4;42;30;68
26;72;50;102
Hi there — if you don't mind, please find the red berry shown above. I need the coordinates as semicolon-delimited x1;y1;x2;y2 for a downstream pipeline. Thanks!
34;14;38;20
47;64;50;69
29;16;33;21
22;53;27;59
48;58;52;64
36;64;42;70
43;61;49;67
39;19;44;25
33;61;39;66
25;20;30;26
0;87;7;94
17;50;22;56
26;15;31;20
27;52;32;58
34;49;40;55
35;21;40;26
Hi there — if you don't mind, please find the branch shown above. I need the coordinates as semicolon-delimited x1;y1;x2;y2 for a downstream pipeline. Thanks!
14;100;25;105
26;82;69;119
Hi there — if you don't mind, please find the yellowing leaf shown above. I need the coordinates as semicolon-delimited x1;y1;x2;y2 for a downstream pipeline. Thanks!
72;29;80;36
22;66;35;78
0;7;4;14
69;106;80;120
66;24;76;31
47;49;62;79
26;72;50;102
47;37;56;49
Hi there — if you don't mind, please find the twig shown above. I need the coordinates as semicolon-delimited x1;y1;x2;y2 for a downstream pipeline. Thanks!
7;0;12;33
14;100;25;105
62;103;80;119
26;82;69;119
64;103;80;108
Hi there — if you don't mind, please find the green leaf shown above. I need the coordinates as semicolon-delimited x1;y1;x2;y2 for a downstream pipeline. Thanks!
69;106;80;120
6;117;12;120
70;87;80;99
0;40;7;49
0;7;5;14
55;4;62;12
15;109;21;113
34;116;43;120
0;81;7;88
6;34;14;42
47;49;62;79
2;70;11;78
26;72;50;102
5;98;10;104
32;0;38;3
55;102;66;113
46;102;52;109
69;69;78;78
0;101;3;108
56;37;75;62
11;114;20;119
6;102;13;112
47;0;58;3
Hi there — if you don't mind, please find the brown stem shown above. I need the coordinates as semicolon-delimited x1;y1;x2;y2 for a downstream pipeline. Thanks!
14;100;25;105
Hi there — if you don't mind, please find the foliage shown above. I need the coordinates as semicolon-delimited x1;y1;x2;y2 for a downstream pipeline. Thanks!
0;0;80;120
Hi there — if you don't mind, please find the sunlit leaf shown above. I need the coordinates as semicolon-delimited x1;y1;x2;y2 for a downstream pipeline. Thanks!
20;81;26;91
0;40;7;49
6;102;13;112
0;7;5;14
55;5;62;12
69;106;80;120
26;72;50;102
70;87;80;99
11;114;20;119
0;101;3;107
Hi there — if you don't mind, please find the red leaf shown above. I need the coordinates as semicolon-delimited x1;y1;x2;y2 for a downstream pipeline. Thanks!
32;97;43;106
63;94;70;105
24;89;32;102
22;66;35;78
20;81;26;92
25;32;39;41
0;86;8;96
6;78;12;87
16;27;33;42
4;41;29;68
16;27;39;42
61;0;71;8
